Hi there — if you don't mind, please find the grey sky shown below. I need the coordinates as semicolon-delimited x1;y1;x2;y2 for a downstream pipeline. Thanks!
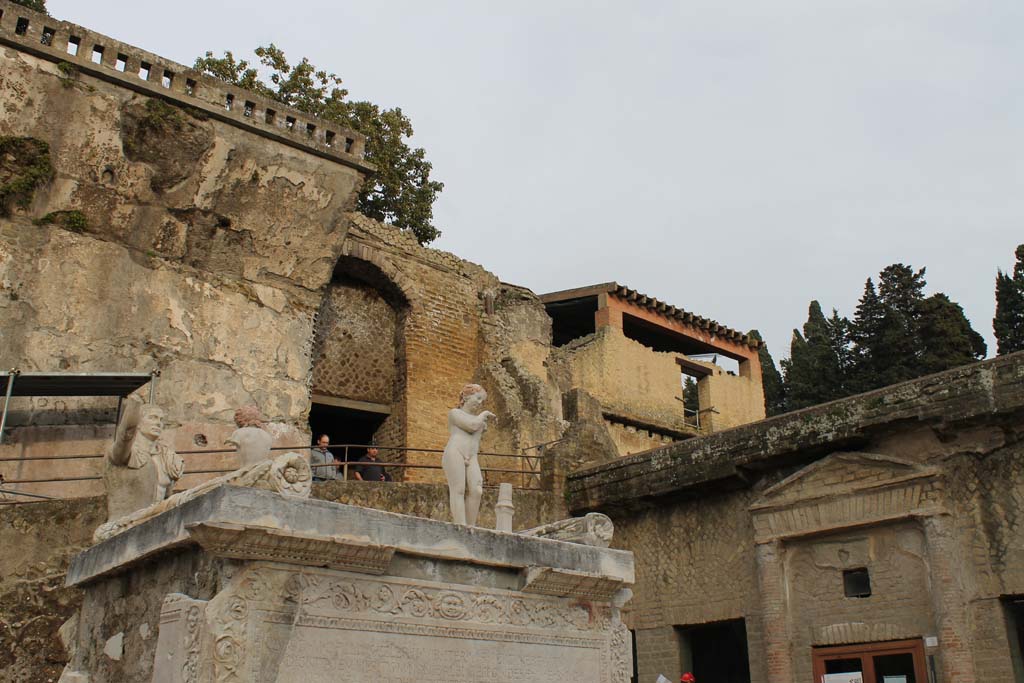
50;0;1024;360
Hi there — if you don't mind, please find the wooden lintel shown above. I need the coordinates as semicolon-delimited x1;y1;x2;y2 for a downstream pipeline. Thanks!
310;394;392;415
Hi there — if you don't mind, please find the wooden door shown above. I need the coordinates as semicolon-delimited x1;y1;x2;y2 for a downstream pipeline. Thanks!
812;638;927;683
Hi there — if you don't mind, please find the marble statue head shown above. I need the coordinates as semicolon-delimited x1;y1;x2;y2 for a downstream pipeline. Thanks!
138;405;164;441
233;405;264;429
458;384;487;412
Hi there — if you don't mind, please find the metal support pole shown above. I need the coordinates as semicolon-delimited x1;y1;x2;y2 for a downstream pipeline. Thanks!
0;369;19;445
148;370;159;403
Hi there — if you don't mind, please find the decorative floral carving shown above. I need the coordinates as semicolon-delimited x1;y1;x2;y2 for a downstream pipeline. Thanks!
299;575;603;631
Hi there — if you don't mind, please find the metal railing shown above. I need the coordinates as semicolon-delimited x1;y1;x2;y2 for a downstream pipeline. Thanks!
0;441;555;502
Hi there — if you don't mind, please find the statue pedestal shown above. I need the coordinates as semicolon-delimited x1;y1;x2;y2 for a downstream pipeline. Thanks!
61;486;634;682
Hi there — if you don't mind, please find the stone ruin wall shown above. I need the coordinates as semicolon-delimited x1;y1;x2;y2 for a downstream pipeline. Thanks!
0;2;582;496
0;2;373;497
333;215;570;482
573;355;1024;683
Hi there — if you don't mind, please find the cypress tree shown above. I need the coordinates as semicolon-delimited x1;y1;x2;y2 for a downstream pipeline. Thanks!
749;329;786;416
849;278;887;392
994;244;1024;355
782;302;846;410
917;294;987;373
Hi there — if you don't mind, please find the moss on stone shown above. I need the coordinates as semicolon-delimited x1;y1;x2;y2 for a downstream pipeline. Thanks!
0;137;53;216
33;209;88;232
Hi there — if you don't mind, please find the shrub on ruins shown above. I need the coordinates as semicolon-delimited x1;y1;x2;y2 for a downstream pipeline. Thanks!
0;137;53;216
11;0;47;13
994;245;1024;355
748;329;786;416
194;46;443;245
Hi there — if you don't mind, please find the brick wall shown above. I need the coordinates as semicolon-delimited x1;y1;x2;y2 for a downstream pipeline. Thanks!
311;280;398;404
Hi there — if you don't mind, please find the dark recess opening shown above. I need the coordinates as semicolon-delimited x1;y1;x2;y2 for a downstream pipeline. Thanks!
678;619;751;683
545;296;598;346
308;402;388;465
623;313;735;358
1003;597;1024;681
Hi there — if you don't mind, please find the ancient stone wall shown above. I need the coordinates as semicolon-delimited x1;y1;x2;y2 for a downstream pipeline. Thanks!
0;5;371;498
311;280;398;405
0;496;106;683
570;353;1024;683
334;215;566;481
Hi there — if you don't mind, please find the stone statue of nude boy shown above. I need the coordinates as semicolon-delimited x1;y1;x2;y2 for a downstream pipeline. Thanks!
103;393;185;523
442;384;495;526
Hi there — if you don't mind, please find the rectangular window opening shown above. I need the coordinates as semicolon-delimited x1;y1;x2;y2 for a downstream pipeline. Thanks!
66;36;80;56
305;123;316;137
843;568;872;598
40;26;55;46
325;131;336;147
91;45;104;65
264;109;276;125
344;137;355;153
185;78;197;96
138;61;151;81
285;116;296;130
243;101;255;118
15;17;29;36
161;70;173;89
224;93;234;111
114;53;128;72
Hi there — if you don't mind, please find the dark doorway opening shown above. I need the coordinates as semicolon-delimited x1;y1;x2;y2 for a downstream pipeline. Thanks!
308;402;388;466
1005;597;1024;682
677;619;751;683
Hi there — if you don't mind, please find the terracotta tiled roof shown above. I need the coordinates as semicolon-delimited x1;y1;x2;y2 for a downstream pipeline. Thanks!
540;282;760;349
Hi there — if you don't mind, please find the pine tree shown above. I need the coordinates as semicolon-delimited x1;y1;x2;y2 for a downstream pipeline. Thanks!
782;302;846;410
917;294;987;373
749;330;785;416
994;244;1024;355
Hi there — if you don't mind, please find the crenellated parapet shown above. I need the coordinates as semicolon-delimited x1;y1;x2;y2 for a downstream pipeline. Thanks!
0;0;374;173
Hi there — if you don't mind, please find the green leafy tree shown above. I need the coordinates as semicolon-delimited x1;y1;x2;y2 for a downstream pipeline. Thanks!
749;329;785;416
782;301;847;410
994;245;1024;354
194;46;443;244
850;265;927;388
12;0;47;13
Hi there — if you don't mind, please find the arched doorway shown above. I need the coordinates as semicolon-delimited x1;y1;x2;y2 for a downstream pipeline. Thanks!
308;255;408;471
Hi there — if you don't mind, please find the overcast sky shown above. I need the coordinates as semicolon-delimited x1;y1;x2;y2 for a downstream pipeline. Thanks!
51;0;1023;360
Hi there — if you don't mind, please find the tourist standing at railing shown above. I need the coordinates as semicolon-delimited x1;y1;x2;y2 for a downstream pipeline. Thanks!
354;446;392;482
310;434;342;481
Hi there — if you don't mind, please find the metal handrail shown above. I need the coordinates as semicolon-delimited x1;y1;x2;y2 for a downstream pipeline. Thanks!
0;441;549;491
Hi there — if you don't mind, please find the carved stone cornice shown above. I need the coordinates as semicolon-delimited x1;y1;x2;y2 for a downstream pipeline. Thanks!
186;522;395;575
521;565;626;601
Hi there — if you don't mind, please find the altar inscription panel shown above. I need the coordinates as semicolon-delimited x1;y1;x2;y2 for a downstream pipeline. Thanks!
214;563;618;683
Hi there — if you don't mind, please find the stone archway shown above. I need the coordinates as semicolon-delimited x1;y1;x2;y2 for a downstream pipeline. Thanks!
309;243;412;470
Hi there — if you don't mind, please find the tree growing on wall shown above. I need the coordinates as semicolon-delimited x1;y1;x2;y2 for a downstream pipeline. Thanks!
194;46;444;245
11;0;46;13
994;244;1024;355
748;329;785;416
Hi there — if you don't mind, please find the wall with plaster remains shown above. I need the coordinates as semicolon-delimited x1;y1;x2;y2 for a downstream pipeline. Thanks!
570;353;1024;683
0;3;372;497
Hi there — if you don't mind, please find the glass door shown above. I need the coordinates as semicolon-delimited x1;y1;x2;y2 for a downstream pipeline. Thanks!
812;639;926;683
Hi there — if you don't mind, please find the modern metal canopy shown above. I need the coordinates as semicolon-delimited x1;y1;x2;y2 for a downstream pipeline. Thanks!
0;370;157;444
